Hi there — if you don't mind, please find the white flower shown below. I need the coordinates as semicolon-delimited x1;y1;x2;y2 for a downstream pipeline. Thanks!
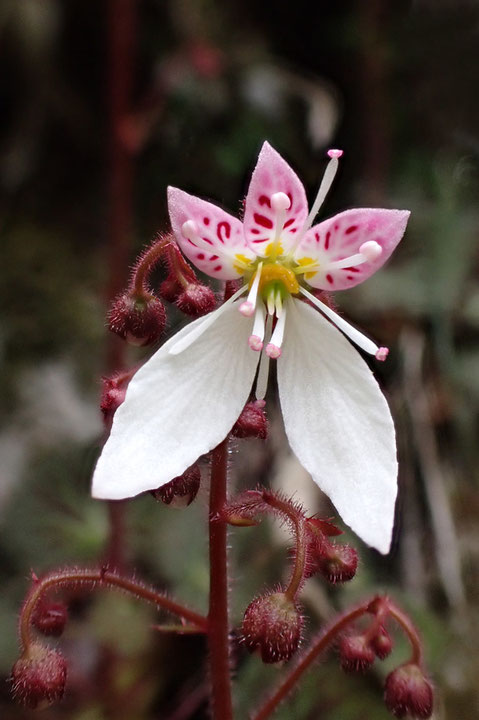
92;143;410;554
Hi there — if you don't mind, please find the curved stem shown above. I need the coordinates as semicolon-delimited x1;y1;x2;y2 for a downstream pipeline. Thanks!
387;601;423;665
251;600;372;720
19;568;207;652
132;236;172;294
208;439;233;720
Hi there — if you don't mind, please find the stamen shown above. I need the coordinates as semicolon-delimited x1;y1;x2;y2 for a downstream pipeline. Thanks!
169;285;247;355
271;192;291;241
248;302;266;351
299;149;343;237
255;316;273;401
323;241;383;271
299;286;388;359
239;262;263;317
266;305;287;359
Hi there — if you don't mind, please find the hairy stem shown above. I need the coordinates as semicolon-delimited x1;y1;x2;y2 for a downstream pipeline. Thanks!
19;568;207;653
208;439;233;720
132;236;172;294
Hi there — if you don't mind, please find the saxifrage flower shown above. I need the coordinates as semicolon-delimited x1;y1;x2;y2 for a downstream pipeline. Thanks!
92;142;409;553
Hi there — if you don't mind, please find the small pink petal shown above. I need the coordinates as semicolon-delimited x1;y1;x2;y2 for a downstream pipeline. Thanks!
168;186;254;280
295;208;410;291
243;142;308;256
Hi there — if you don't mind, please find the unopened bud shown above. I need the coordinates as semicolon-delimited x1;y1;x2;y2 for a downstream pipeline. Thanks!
159;276;183;303
100;370;133;422
370;625;393;659
242;592;303;664
11;643;67;709
232;401;268;440
384;663;433;719
317;543;358;584
339;634;375;673
151;464;201;507
108;291;166;346
32;601;68;637
176;283;217;317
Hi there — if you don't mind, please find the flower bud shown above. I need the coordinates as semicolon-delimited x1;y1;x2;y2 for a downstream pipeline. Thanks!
232;401;268;440
370;625;393;660
108;291;166;346
384;663;433;718
151;464;201;507
100;370;133;422
339;634;375;673
159;276;183;303
242;592;303;664
317;543;358;584
11;643;67;709
176;283;217;318
32;601;68;637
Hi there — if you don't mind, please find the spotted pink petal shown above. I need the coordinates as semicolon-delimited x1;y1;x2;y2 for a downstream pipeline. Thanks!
168;187;254;280
294;208;410;291
243;142;308;256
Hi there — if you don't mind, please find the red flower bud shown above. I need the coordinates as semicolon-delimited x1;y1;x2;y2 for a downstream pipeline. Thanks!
151;464;201;507
339;634;375;673
232;401;268;440
317;543;358;584
370;625;393;659
242;592;303;664
159;276;183;303
384;663;433;718
108;291;166;346
11;643;67;709
32;601;68;637
176;283;217;317
100;370;133;422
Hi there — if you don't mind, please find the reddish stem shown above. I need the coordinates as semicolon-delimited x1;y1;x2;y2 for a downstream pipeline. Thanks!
132;236;173;294
208;439;233;720
251;600;373;720
19;568;207;653
387;600;423;665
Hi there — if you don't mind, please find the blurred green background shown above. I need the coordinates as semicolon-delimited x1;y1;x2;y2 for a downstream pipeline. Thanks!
1;0;478;717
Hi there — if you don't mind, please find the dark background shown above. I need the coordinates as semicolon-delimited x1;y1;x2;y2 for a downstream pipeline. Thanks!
1;0;479;717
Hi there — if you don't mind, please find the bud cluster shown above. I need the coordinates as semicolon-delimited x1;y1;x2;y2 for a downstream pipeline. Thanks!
232;400;268;440
151;464;201;508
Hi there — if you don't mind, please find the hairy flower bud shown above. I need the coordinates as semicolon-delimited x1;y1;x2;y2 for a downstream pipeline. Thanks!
176;283;217;317
108;291;166;346
242;592;303;663
384;664;433;718
339;634;375;673
151;464;201;507
32;601;68;637
100;370;133;423
11;643;67;709
370;625;393;659
232;400;268;440
159;276;183;303
317;543;358;584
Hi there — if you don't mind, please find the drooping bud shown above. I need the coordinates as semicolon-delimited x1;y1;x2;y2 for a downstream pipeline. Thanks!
316;543;358;584
32;601;68;637
108;291;166;346
159;276;183;303
384;663;433;719
151;464;201;508
242;592;303;664
11;643;67;709
370;625;393;659
100;369;134;423
232;400;268;440
339;634;375;673
176;283;217;318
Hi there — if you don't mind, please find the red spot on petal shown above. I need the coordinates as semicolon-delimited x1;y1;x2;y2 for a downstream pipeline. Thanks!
259;195;271;208
290;228;297;233
202;236;213;245
284;218;295;228
315;232;320;242
325;231;331;250
197;253;205;260
213;265;222;272
254;213;273;229
210;254;219;260
326;274;334;284
251;228;260;235
203;217;210;225
344;266;360;273
252;238;267;243
347;275;353;280
217;221;231;242
345;225;358;234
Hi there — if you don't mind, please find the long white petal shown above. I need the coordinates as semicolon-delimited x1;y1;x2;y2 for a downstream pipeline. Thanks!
277;298;397;553
92;305;260;499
